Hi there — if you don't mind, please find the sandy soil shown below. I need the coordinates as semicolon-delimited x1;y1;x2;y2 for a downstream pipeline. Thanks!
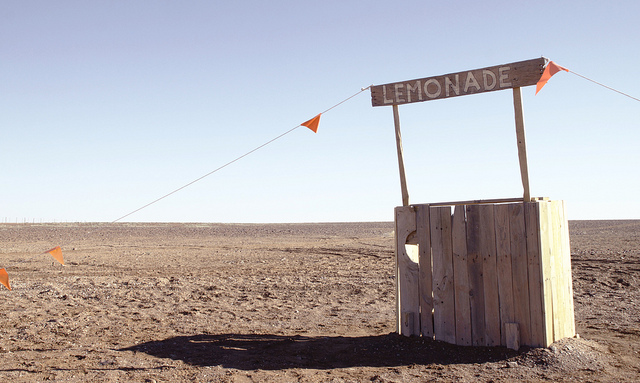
0;220;638;382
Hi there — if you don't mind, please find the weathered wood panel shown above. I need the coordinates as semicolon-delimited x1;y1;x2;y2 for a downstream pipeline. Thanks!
550;201;565;342
494;204;514;346
416;205;433;338
538;201;555;345
465;204;485;346
430;206;456;344
479;204;500;347
395;206;419;336
560;201;576;338
509;203;532;347
395;200;574;348
371;58;545;106
452;205;472;346
525;202;545;347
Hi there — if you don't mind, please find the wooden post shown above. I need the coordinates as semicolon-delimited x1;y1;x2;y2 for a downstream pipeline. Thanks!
513;87;531;202
393;104;410;206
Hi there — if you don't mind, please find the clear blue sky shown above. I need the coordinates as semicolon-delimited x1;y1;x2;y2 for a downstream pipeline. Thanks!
2;1;638;223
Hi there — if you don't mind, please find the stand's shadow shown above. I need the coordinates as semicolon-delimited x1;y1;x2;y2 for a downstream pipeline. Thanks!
119;333;520;370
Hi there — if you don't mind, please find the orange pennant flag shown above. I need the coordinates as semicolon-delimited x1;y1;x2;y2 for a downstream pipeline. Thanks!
536;61;569;94
46;246;64;266
0;268;11;291
301;113;321;133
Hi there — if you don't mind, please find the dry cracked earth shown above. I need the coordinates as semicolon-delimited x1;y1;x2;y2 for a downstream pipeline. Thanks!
0;220;638;382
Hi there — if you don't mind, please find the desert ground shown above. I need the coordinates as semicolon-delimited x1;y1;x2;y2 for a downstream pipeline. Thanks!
0;220;638;382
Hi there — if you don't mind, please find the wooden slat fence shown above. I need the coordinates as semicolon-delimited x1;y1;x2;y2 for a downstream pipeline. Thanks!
395;199;575;348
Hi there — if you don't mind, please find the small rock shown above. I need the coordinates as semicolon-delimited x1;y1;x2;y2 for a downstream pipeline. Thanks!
507;361;518;368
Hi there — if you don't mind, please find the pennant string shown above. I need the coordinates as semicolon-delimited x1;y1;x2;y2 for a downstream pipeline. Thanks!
110;124;301;223
568;70;640;103
537;60;639;102
1;86;371;288
320;85;372;115
1;247;64;268
109;86;371;224
0;244;65;291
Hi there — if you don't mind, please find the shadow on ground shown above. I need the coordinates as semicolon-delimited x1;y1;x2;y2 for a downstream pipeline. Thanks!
120;333;520;370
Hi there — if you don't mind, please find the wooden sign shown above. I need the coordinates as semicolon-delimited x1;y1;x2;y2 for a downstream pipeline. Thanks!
371;58;545;107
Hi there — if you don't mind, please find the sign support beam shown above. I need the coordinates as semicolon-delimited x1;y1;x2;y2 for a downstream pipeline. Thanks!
393;104;410;206
513;87;531;202
373;58;545;204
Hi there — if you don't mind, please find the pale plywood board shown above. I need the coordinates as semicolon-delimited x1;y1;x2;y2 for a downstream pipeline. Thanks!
538;201;555;345
466;204;486;346
560;201;576;338
416;204;434;338
396;206;420;336
430;206;456;344
509;203;532;347
550;201;567;342
525;202;545;347
479;204;500;347
494;204;514;347
452;205;472;346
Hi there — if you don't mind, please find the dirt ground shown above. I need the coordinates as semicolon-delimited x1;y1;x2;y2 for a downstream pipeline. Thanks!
0;220;638;382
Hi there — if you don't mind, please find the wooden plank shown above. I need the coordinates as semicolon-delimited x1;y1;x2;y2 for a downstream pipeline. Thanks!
371;58;546;106
466;204;485;346
538;201;555;345
513;87;531;202
393;104;410;207
395;206;419;336
428;197;525;207
560;201;576;338
494;204;514;347
479;204;500;346
555;200;571;339
430;206;456;344
525;202;545;347
394;206;403;334
549;201;566;342
509;203;532;346
452;205;472;346
416;204;433;338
